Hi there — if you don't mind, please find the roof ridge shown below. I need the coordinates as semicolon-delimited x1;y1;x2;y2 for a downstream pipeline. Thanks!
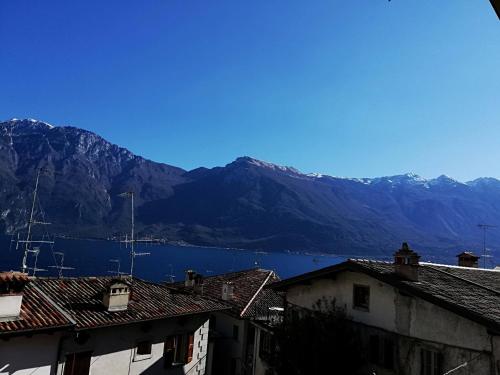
202;267;270;280
30;284;77;325
240;270;274;318
425;265;500;296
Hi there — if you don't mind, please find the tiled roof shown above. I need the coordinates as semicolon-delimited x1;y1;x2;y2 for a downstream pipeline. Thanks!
34;276;229;330
241;287;284;319
0;283;73;336
173;268;282;318
272;260;500;332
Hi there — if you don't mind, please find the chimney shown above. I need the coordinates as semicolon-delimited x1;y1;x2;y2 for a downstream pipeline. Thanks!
185;270;196;287
456;252;479;268
394;242;420;281
0;272;28;322
103;279;130;312
221;282;234;301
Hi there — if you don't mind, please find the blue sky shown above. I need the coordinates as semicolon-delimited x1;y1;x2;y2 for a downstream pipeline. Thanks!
1;1;498;181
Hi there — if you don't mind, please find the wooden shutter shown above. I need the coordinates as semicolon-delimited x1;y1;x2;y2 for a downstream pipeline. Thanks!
185;333;194;363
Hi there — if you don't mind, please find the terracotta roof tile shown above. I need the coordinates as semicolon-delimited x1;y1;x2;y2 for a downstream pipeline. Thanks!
34;276;228;330
0;283;73;335
173;268;282;318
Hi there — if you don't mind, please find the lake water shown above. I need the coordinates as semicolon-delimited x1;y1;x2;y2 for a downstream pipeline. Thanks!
0;236;483;282
0;236;353;282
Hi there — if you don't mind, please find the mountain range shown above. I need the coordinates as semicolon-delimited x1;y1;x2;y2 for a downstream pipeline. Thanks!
1;118;500;259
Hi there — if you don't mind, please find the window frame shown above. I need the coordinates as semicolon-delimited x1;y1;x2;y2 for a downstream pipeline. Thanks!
420;348;443;375
134;340;153;361
352;284;370;311
163;332;195;368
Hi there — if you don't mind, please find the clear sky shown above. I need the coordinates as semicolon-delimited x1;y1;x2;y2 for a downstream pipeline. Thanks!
0;1;498;181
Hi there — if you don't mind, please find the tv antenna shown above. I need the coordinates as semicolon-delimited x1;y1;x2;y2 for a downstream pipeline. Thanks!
119;191;149;277
26;247;47;276
19;168;54;275
478;223;496;268
108;259;128;277
49;252;74;278
165;264;176;283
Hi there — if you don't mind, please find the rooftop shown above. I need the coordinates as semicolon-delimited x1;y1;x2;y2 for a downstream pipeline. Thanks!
272;259;500;332
173;268;283;318
0;283;73;336
34;276;229;330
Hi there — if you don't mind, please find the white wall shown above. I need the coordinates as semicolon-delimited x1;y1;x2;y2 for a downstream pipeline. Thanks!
286;270;492;352
0;333;62;375
56;317;210;375
208;312;248;375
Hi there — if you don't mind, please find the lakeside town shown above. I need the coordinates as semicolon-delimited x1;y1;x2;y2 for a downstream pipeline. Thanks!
2;1;499;374
1;243;500;374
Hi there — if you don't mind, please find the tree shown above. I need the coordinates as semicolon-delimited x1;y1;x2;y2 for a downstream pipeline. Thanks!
272;298;367;375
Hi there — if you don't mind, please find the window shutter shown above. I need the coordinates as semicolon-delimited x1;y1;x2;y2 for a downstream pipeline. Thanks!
186;333;194;363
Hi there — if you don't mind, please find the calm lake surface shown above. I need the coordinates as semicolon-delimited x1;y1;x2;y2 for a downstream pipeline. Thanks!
0;236;480;282
0;236;351;282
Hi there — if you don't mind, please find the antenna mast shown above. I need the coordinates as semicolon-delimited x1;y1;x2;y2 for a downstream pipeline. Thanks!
20;168;53;275
49;252;74;278
119;191;149;277
478;223;496;268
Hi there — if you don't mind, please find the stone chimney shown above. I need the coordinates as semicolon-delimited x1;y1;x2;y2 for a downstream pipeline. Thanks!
185;270;196;287
456;252;479;268
103;279;130;312
394;242;420;281
222;282;234;301
0;272;28;322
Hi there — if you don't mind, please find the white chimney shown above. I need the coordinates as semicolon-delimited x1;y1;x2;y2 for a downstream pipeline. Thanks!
103;279;131;312
222;282;234;301
0;272;28;322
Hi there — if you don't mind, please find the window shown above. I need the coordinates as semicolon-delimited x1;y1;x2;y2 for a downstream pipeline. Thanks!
185;334;194;364
233;325;239;341
259;331;275;361
64;351;92;375
421;348;443;375
164;333;195;368
134;341;152;361
137;341;152;355
353;284;370;311
369;335;394;370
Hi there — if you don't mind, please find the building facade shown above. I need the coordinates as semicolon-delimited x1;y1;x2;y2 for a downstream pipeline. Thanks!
0;274;228;375
272;244;500;375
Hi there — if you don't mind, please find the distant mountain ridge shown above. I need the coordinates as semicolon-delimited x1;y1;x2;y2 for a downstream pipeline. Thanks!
1;118;500;259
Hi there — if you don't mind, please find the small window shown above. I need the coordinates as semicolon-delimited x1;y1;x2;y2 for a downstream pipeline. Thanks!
64;351;92;375
369;335;394;369
134;341;152;361
353;285;370;311
421;348;443;375
232;325;239;341
164;333;194;368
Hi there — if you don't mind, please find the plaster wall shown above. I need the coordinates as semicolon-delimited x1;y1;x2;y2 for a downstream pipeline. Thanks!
286;270;491;351
56;317;209;375
0;333;62;375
